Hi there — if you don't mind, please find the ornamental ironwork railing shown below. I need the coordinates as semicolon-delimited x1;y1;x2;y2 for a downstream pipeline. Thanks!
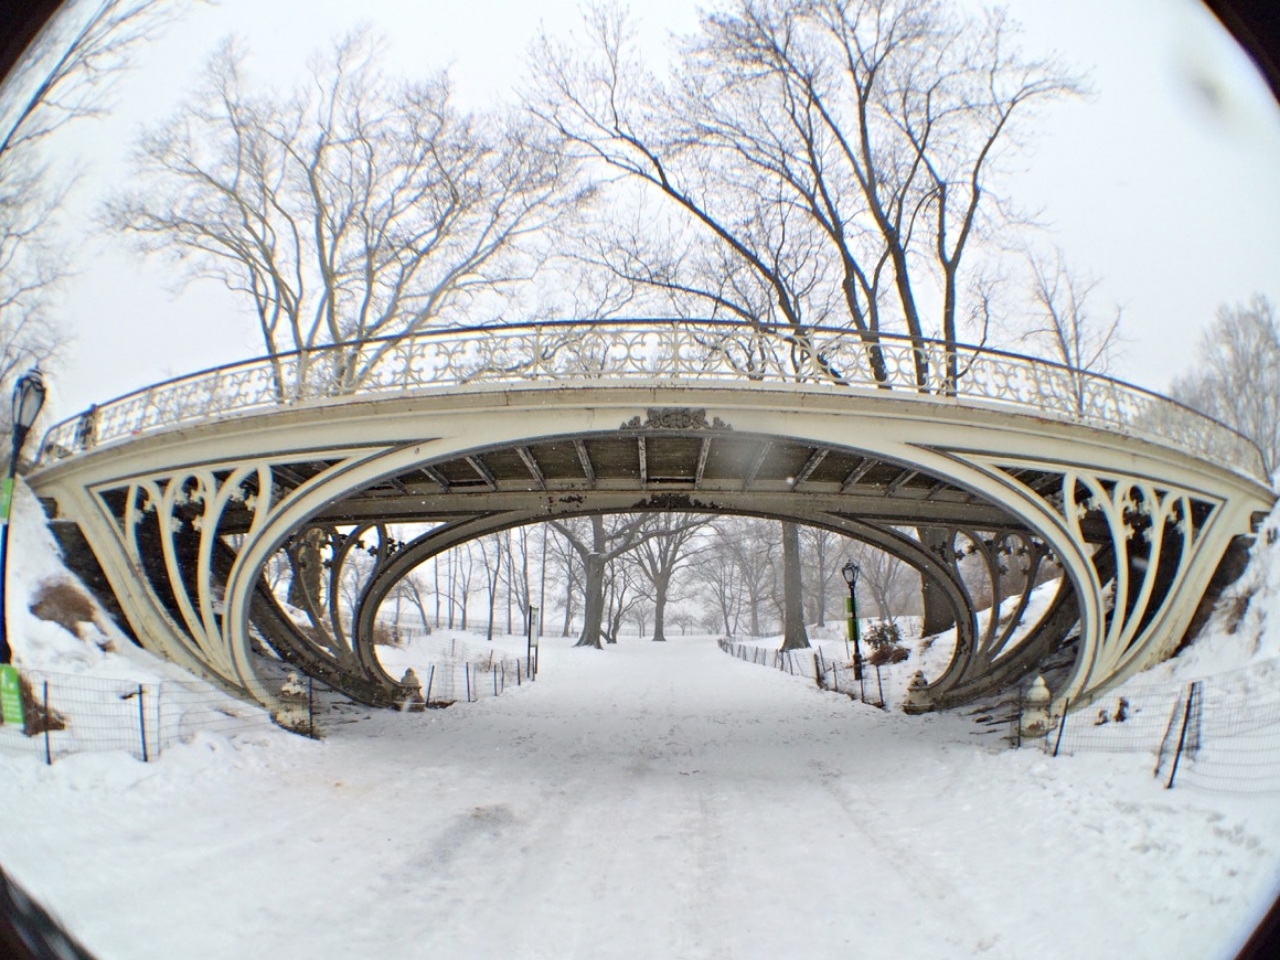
37;319;1268;481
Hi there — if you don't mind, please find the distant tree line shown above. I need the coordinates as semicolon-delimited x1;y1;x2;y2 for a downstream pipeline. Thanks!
272;512;1062;660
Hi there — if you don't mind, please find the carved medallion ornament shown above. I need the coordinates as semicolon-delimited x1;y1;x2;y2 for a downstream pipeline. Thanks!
621;408;733;430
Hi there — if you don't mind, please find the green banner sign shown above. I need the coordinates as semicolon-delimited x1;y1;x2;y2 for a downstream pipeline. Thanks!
0;476;12;523
0;665;24;727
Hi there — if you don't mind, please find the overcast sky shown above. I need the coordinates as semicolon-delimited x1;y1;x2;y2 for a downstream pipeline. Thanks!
17;0;1280;421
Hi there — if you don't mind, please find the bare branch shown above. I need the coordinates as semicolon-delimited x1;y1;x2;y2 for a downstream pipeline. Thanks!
529;0;1083;391
107;30;580;399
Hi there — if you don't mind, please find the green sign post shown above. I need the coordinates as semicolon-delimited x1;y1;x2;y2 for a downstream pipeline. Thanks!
0;664;24;727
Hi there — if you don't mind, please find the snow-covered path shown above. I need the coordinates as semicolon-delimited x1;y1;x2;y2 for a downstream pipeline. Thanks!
1;635;1278;960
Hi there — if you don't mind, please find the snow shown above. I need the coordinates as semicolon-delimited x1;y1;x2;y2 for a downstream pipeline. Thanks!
1;480;1279;959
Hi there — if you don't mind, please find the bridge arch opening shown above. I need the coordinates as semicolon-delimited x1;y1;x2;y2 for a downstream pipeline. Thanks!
227;426;1090;712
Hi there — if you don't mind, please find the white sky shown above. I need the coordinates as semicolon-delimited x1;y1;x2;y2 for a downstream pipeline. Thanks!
19;0;1280;419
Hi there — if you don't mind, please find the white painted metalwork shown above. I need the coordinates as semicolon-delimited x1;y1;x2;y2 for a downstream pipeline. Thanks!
39;320;1267;482
28;332;1275;723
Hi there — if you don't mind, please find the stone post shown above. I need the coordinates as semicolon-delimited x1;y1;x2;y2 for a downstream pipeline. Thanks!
1020;675;1052;739
901;670;930;713
274;670;310;731
400;668;426;712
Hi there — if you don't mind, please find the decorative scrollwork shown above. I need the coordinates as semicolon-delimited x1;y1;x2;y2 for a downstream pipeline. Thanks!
37;320;1267;481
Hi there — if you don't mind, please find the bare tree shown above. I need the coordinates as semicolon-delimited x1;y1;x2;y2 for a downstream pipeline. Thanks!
778;521;809;650
712;516;781;637
668;608;698;636
544;522;584;636
602;553;641;643
1025;250;1123;414
800;524;842;626
531;0;1081;388
388;569;434;636
500;527;533;635
1171;294;1280;480
473;533;504;641
108;31;578;398
630;513;711;641
0;0;189;419
850;537;917;620
533;0;1079;641
2;0;188;159
437;545;476;630
548;513;706;648
689;532;747;636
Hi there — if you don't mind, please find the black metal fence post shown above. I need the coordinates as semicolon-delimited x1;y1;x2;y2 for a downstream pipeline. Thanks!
1052;698;1070;757
42;681;51;766
1166;683;1198;789
137;684;148;762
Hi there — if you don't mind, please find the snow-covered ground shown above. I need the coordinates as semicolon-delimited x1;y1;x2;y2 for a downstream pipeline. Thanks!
2;480;1280;959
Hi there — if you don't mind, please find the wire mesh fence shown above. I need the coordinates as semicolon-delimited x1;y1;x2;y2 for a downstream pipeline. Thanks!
387;635;535;706
0;669;278;765
717;638;897;708
1047;660;1280;794
418;652;531;706
0;639;536;764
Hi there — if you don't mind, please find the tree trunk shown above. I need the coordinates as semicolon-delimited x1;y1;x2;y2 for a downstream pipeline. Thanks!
814;533;827;626
561;582;575;637
446;552;455;628
485;541;501;642
576;551;605;648
539;526;548;637
651;573;670;641
433;557;441;627
780;521;810;651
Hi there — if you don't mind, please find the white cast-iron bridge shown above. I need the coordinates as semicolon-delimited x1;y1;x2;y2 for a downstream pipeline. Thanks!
26;320;1275;722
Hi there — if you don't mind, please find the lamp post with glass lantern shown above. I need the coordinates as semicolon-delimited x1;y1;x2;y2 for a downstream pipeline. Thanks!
841;558;865;700
0;368;47;664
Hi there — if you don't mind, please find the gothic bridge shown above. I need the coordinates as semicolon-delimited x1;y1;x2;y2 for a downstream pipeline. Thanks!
26;320;1274;722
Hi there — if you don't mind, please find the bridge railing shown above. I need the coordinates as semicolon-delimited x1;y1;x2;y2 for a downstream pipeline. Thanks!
37;319;1268;481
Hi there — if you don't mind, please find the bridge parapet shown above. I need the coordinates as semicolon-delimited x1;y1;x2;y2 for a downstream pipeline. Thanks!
39;320;1267;481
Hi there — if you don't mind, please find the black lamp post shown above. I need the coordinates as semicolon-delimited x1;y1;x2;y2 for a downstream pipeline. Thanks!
841;558;864;690
0;368;47;664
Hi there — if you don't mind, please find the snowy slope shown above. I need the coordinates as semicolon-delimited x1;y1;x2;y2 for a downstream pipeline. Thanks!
0;482;1277;959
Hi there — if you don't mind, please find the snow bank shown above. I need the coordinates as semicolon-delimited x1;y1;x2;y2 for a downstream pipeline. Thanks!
6;479;203;684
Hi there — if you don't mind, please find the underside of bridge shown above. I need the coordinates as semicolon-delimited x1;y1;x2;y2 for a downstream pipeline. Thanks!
288;425;1089;710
